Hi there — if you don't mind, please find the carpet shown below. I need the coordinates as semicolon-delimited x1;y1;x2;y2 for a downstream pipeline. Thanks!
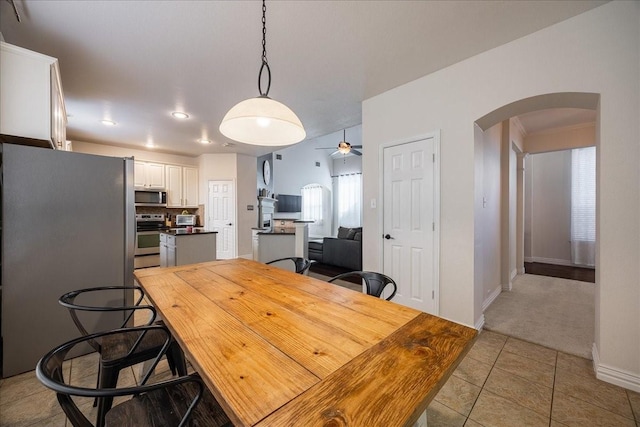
484;274;595;359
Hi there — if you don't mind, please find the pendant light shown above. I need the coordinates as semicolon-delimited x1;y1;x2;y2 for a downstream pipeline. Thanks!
219;0;305;146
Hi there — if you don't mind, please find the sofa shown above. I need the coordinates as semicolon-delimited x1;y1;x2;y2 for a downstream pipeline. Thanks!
309;226;362;271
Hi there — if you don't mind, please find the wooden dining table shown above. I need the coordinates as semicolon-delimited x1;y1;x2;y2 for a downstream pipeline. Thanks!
134;258;477;427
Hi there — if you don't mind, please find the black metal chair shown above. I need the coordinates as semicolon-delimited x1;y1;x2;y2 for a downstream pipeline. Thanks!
328;271;398;301
36;325;232;427
59;286;187;427
266;257;314;275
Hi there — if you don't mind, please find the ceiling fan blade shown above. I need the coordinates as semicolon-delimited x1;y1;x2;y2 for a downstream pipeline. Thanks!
315;147;337;150
330;150;340;156
352;145;363;149
351;149;363;156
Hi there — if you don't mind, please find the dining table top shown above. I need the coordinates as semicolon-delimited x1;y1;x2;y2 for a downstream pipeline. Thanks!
134;258;477;427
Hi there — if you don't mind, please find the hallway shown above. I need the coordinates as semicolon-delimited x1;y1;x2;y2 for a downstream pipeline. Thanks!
484;271;595;359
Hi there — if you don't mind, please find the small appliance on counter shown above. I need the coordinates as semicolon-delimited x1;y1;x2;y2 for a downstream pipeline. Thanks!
175;214;196;227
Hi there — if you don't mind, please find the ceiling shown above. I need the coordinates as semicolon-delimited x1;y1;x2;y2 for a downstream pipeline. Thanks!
0;1;606;158
516;108;596;135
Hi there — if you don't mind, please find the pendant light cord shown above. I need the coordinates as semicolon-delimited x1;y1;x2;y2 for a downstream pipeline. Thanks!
258;0;271;97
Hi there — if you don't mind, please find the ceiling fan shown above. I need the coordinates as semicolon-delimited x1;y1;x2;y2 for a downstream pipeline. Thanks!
316;130;363;156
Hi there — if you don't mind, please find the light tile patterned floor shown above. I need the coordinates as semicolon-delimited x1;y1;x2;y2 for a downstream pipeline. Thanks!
427;330;640;427
1;330;638;426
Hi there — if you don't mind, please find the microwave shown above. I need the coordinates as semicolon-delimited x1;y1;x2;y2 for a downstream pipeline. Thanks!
175;214;196;226
135;190;167;206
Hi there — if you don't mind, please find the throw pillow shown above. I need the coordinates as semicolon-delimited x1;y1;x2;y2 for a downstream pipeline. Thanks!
337;226;351;239
346;227;362;240
353;232;362;242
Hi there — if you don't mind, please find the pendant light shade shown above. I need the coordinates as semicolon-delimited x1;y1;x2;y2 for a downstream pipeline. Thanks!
219;0;305;146
219;96;305;146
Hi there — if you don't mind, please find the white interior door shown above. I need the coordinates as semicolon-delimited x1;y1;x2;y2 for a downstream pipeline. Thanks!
383;136;439;314
208;180;236;259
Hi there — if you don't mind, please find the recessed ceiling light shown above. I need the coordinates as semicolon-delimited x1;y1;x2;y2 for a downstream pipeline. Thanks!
101;119;116;126
172;111;189;119
198;138;212;144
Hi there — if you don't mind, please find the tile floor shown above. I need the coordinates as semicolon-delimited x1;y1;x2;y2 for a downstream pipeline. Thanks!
0;352;183;427
1;330;638;426
426;331;640;427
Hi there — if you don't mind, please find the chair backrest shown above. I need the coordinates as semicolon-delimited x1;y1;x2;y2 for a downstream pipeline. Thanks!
328;271;398;301
59;286;156;352
35;325;201;427
266;257;314;275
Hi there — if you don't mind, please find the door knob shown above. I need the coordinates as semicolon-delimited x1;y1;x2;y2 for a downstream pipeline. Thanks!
226;223;233;226
384;234;394;240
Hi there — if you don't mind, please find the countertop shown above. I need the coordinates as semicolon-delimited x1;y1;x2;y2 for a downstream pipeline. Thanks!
257;231;295;235
161;228;217;236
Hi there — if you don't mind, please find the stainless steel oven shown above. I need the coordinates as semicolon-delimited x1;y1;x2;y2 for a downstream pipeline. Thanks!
135;214;166;256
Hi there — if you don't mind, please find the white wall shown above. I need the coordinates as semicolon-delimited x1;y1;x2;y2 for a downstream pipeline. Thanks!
523;124;596;265
198;153;257;258
236;154;258;258
363;1;639;386
510;118;525;276
480;123;502;305
527;151;572;265
525;123;595;154
272;138;333;196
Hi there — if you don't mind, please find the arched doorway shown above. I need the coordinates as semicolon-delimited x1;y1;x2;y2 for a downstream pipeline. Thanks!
473;92;599;357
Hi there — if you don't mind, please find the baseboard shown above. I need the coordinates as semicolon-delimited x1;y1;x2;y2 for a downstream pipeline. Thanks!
482;287;502;312
510;269;517;281
592;343;640;393
474;314;485;331
526;257;574;266
517;267;525;274
238;253;253;260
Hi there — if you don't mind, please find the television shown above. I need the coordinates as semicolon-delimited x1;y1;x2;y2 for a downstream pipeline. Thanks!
276;194;302;213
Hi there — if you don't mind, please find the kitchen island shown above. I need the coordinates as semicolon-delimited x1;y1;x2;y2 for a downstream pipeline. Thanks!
159;228;217;267
253;222;308;263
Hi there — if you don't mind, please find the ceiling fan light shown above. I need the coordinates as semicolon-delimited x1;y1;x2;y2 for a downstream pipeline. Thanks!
338;141;351;154
219;97;306;146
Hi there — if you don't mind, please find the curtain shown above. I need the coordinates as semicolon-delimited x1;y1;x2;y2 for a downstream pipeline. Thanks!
301;184;324;224
337;173;362;228
571;146;596;267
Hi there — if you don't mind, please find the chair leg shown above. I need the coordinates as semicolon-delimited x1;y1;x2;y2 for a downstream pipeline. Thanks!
93;365;102;407
167;341;187;376
96;365;119;427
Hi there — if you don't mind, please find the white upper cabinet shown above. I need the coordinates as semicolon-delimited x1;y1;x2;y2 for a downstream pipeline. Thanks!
166;165;198;208
134;161;165;189
165;165;182;206
0;42;66;149
183;167;199;207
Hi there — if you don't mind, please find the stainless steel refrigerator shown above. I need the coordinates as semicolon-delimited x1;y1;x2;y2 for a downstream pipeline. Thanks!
1;143;135;377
